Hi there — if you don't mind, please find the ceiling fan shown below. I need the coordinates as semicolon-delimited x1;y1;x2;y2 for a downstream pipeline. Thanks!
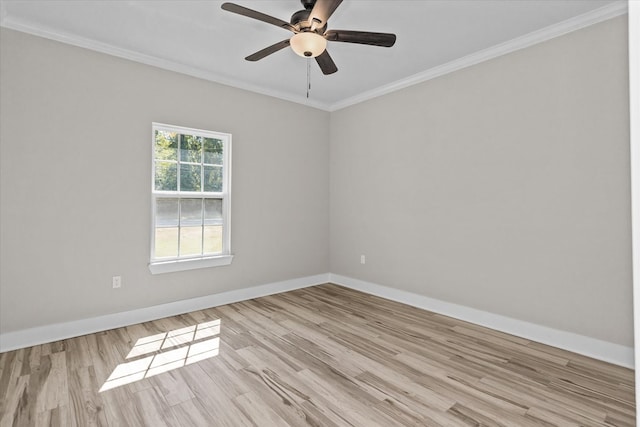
221;0;396;75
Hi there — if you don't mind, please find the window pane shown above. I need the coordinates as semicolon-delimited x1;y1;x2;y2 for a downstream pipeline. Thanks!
180;227;202;256
156;198;179;227
204;138;223;165
155;227;178;258
180;135;202;163
180;199;203;227
180;164;201;191
203;166;222;192
204;199;222;225
204;226;222;254
155;162;177;191
155;131;178;161
151;124;230;265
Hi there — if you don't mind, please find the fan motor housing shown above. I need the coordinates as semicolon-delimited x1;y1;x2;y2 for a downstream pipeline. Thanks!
290;9;326;33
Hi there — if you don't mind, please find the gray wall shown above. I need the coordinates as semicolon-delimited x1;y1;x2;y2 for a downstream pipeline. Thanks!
1;15;632;348
0;28;330;333
330;16;632;346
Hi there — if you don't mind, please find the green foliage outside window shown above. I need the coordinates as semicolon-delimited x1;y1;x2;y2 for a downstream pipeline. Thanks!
154;131;223;192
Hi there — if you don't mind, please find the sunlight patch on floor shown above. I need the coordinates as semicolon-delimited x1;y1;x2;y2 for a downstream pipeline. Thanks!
100;320;221;392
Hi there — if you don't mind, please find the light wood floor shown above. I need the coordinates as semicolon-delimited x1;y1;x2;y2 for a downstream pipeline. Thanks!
0;284;635;426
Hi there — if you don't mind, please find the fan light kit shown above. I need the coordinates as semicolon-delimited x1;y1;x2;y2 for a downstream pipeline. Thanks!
221;0;397;75
290;32;327;58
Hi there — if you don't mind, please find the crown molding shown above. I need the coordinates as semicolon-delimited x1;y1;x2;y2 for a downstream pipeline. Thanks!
328;0;628;111
0;15;332;111
0;1;628;112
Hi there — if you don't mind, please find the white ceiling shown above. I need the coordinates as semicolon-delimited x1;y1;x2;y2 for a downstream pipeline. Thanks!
0;0;627;110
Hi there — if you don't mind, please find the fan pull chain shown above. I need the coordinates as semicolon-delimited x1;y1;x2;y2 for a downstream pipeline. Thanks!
306;58;311;99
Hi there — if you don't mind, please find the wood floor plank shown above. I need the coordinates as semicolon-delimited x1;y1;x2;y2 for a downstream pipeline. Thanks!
232;367;328;427
232;391;291;427
150;369;194;407
170;397;217;427
35;404;68;427
0;350;23;421
479;374;617;425
66;366;108;427
132;386;181;427
296;400;343;427
0;283;635;426
33;352;68;413
293;369;383;427
176;363;253;427
371;397;452;427
196;356;252;399
0;374;30;427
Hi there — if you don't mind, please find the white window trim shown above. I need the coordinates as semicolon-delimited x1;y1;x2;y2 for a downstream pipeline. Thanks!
149;122;232;274
149;254;233;274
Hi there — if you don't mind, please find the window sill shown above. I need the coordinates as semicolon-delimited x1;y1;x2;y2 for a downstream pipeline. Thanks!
149;255;233;275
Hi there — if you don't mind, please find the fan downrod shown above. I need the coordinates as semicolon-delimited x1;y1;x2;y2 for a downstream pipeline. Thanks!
300;0;316;10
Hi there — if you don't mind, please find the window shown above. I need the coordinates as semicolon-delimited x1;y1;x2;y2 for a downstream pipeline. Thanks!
149;123;232;274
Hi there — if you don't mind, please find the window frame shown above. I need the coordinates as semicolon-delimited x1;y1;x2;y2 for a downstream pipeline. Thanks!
149;122;233;274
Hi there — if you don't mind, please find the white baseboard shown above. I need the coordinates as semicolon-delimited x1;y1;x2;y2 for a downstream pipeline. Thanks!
2;272;633;369
330;274;634;369
0;273;330;353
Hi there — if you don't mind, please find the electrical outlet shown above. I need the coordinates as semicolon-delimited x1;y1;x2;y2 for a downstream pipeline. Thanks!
112;276;122;289
360;255;366;264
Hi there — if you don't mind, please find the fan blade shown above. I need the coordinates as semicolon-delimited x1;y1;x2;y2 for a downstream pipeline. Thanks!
245;39;291;61
221;3;295;32
309;0;342;29
325;30;396;47
315;50;338;75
